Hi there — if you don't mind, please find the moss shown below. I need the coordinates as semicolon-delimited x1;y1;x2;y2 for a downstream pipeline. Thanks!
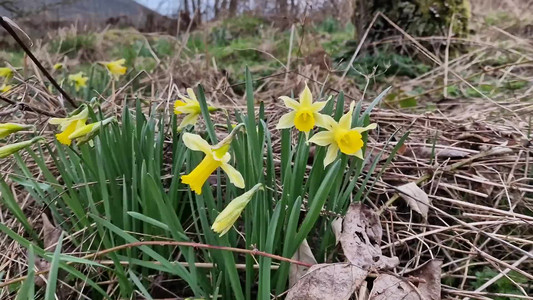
353;0;471;40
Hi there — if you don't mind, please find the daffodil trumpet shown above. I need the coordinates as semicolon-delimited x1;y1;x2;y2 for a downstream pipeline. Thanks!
308;101;377;167
174;88;218;131
0;123;34;139
211;183;264;236
181;125;245;195
0;136;44;159
101;59;127;80
0;67;13;79
276;83;327;139
68;72;88;91
48;105;89;146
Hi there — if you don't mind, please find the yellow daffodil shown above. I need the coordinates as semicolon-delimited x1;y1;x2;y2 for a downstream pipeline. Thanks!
103;59;127;80
182;127;245;195
0;67;13;78
53;63;64;70
48;106;89;146
68;117;115;145
308;101;377;167
174;88;217;131
212;183;263;236
0;84;12;93
276;84;327;138
0;136;44;158
68;72;89;91
0;123;33;139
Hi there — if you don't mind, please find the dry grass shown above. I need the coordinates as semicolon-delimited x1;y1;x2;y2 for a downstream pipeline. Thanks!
1;0;532;298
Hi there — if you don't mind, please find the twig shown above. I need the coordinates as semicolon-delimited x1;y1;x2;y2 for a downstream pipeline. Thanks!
0;94;63;117
0;17;77;108
0;240;313;288
341;13;379;80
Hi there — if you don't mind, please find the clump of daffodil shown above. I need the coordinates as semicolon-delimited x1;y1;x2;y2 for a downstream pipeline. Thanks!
68;117;116;145
212;183;263;236
276;83;327;138
53;63;64;70
0;123;33;139
308;101;377;167
182;124;245;195
0;67;13;79
0;136;44;159
102;59;127;80
68;72;89;91
48;105;89;146
174;88;217;131
0;84;12;93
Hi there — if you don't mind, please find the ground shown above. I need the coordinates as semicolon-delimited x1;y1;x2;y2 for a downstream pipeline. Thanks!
0;0;532;299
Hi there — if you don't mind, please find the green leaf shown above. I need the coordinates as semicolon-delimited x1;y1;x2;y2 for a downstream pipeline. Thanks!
44;232;64;300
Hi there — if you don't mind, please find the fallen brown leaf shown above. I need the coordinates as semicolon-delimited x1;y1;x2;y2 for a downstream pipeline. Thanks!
369;274;421;300
331;217;343;245
340;204;399;270
286;263;368;300
42;213;62;250
289;239;318;288
397;183;430;219
406;259;443;300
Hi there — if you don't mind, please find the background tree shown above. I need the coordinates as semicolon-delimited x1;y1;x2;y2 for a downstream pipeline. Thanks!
353;0;471;42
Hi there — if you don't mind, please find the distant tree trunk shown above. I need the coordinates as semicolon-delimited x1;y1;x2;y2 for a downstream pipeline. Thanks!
229;0;238;16
277;0;288;15
214;0;220;17
353;0;471;42
183;0;189;13
291;0;297;15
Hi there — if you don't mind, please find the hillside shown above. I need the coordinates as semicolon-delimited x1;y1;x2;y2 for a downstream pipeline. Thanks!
0;0;162;25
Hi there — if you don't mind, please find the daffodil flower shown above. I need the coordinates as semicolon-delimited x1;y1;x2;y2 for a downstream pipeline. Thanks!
182;127;245;195
0;123;33;139
174;88;217;131
0;136;44;158
212;183;263;236
308;101;377;167
53;63;64;70
103;59;127;80
276;84;327;138
48;106;89;146
0;84;12;93
68;117;116;145
68;72;89;91
0;67;13;78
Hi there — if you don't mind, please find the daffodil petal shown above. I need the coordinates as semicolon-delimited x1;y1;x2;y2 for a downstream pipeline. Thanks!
178;113;200;130
279;96;300;110
276;111;296;129
324;144;339;168
221;162;245;189
299;84;313;107
311;101;327;112
353;123;377;133
308;130;334;146
182;132;212;154
186;88;198;102
353;149;364;160
339;101;356;129
316;114;337;130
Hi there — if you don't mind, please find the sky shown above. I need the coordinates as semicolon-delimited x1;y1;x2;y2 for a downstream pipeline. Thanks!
134;0;179;15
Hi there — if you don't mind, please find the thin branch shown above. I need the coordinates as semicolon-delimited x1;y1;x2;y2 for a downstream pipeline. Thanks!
0;240;313;288
0;16;78;108
0;94;63;117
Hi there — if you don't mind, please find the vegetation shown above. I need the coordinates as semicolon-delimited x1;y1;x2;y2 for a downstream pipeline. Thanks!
0;0;532;299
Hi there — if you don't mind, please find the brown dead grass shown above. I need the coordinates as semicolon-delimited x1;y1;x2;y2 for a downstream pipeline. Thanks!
1;0;532;298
